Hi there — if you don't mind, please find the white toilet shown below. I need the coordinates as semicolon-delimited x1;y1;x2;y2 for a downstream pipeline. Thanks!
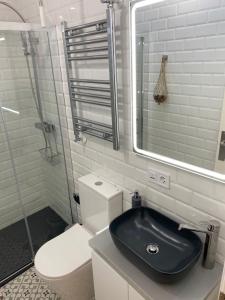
34;174;122;300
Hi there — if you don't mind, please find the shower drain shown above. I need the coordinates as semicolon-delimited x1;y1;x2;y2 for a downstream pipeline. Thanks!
146;244;159;254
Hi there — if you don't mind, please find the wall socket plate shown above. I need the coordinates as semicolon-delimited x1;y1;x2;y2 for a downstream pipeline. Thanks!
157;172;170;189
147;168;170;189
148;169;158;183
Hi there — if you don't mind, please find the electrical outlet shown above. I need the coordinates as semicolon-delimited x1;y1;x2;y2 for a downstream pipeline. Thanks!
147;168;170;189
147;169;157;184
157;172;170;189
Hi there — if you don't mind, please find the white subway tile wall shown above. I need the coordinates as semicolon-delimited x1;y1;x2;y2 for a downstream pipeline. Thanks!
136;0;225;170
7;0;225;262
32;29;74;223
0;28;73;229
0;31;46;229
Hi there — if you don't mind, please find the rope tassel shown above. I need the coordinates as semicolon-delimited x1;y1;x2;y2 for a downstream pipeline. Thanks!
153;55;168;104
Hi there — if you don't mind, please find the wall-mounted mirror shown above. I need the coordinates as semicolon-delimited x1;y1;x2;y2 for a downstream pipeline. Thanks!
131;0;225;182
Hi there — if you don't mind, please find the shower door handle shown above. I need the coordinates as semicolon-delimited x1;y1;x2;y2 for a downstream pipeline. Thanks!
220;140;225;147
218;131;225;161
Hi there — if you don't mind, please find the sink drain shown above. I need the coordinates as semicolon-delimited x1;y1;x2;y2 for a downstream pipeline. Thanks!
146;244;159;254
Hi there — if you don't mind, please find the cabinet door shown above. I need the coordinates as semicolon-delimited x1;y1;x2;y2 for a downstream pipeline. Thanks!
129;285;146;300
92;251;129;300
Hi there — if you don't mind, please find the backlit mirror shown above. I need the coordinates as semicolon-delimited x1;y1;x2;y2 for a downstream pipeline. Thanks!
131;0;225;182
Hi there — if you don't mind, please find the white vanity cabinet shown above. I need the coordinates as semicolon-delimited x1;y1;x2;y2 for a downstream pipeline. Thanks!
92;250;219;300
92;251;145;300
92;251;129;300
129;286;146;300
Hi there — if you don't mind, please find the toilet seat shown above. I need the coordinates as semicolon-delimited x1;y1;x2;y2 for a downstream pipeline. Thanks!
34;224;93;279
34;174;122;300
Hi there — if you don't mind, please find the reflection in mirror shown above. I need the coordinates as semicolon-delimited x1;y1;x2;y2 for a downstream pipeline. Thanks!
131;0;225;179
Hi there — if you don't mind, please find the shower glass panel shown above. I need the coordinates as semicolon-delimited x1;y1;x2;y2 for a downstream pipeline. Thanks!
0;107;33;284
0;30;34;284
0;28;73;285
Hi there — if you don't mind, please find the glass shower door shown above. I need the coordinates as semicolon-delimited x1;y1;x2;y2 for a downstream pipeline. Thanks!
0;27;74;285
0;30;35;285
0;106;33;285
23;28;74;251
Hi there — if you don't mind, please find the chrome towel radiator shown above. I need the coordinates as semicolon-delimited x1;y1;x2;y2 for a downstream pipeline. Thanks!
62;1;119;150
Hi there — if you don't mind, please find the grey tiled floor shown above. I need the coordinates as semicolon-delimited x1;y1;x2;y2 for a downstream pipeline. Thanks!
0;207;67;283
0;267;61;300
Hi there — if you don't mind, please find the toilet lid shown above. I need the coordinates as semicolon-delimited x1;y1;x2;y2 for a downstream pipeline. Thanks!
34;224;93;278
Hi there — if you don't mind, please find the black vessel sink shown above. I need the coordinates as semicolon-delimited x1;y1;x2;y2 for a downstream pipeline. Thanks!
109;207;203;283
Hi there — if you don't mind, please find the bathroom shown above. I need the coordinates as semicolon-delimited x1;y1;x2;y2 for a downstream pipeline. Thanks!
0;0;225;299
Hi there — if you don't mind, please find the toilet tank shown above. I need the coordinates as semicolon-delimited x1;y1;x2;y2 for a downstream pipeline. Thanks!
78;174;122;234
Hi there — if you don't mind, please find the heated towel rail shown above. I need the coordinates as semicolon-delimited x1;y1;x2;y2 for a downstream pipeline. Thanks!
62;1;119;150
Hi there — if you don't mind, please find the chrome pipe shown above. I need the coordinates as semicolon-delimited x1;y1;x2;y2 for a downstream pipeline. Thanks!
66;29;107;39
72;91;111;100
106;2;120;150
75;128;113;142
75;123;112;135
68;54;108;61
65;19;107;31
67;46;108;54
71;85;111;92
70;79;110;84
72;97;111;107
62;21;80;142
73;116;112;129
66;37;108;47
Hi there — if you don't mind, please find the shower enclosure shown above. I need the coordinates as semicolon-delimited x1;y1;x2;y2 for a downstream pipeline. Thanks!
0;23;74;285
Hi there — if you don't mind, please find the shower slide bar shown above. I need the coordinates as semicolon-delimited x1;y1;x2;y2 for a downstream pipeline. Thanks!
63;2;119;150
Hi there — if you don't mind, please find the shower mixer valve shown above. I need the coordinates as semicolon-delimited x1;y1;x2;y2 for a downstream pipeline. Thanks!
35;121;60;165
35;121;55;133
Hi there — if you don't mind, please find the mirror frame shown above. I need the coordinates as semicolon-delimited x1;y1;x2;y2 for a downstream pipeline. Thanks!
130;0;225;183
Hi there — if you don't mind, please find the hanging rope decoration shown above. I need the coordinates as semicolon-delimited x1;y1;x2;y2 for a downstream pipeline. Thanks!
153;55;168;104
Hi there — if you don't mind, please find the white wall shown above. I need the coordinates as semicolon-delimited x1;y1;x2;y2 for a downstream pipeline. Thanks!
10;0;225;263
136;0;225;170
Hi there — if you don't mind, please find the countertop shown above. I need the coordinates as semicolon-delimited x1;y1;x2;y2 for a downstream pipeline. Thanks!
89;229;223;300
